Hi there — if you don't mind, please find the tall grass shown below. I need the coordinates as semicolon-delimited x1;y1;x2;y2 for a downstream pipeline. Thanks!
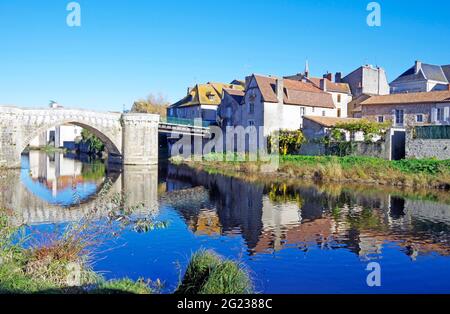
176;250;253;294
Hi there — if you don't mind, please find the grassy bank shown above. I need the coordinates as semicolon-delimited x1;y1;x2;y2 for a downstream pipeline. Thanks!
0;207;252;294
174;155;450;190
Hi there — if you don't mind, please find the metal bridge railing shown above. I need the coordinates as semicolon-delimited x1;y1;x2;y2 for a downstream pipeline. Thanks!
159;117;212;128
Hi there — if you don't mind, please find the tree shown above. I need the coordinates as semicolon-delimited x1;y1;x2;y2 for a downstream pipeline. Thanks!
131;93;170;118
271;130;306;156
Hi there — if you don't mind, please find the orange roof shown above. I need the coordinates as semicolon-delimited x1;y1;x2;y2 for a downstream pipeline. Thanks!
307;77;351;94
361;91;450;106
303;116;362;127
253;75;335;109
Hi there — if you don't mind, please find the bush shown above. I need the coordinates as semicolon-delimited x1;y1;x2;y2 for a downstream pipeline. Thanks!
176;250;253;294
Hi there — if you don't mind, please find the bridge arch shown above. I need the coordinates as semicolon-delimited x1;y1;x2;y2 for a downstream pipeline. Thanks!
21;120;122;157
1;106;160;168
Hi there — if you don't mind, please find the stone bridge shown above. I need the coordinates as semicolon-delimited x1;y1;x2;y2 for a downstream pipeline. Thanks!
0;106;160;168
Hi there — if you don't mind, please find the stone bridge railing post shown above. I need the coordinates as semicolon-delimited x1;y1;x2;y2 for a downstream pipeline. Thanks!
121;113;160;165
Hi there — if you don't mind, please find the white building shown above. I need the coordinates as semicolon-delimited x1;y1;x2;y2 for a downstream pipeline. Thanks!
390;61;450;94
231;74;338;137
29;124;83;149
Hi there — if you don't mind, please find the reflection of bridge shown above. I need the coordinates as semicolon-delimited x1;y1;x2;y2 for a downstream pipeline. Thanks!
1;166;159;226
0;106;210;168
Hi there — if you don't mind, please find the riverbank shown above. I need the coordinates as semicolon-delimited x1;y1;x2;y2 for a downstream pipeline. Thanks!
0;206;252;294
173;155;450;190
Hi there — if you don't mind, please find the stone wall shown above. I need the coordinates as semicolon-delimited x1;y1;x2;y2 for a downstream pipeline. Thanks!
406;129;450;160
299;141;387;159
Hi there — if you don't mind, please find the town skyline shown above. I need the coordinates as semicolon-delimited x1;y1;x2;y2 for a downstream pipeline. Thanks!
1;0;450;111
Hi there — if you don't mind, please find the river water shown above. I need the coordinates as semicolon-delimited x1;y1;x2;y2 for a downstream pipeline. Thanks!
1;151;450;293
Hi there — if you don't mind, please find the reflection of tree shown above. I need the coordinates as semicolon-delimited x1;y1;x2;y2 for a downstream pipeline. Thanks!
81;161;106;181
268;183;304;208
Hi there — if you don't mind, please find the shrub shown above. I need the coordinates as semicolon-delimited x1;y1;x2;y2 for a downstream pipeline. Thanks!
176;250;253;294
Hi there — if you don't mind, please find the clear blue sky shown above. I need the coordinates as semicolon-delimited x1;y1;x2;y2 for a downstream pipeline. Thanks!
1;0;449;112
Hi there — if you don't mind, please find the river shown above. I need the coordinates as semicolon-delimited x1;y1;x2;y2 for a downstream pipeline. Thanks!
1;151;450;293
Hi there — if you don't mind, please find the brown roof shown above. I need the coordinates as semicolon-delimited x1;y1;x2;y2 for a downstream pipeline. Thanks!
223;88;245;96
361;91;450;106
253;75;335;109
307;77;351;94
303;116;362;127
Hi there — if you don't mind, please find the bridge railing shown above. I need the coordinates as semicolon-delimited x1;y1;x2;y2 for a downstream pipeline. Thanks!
159;117;213;128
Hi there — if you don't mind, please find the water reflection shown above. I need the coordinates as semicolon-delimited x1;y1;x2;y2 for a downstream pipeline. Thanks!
166;164;450;260
2;156;450;293
22;151;106;206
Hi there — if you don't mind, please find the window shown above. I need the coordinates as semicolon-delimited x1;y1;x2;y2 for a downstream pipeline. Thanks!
322;111;326;117
312;107;315;113
395;109;404;126
337;109;341;117
378;116;384;123
249;102;255;114
248;120;255;126
300;107;305;116
337;94;342;103
416;114;423;123
437;108;444;121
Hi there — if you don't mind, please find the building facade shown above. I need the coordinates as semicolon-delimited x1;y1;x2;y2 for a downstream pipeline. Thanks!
168;81;245;124
390;61;450;94
230;74;337;137
359;91;450;127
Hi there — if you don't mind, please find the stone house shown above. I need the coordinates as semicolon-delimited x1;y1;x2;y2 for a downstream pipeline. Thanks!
341;65;390;98
168;81;245;124
285;71;353;118
359;90;450;128
229;74;337;137
390;61;450;94
217;88;245;128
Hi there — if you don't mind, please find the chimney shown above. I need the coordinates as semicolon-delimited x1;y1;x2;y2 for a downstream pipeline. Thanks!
323;72;333;82
276;77;284;104
335;72;342;83
320;78;327;92
415;60;422;74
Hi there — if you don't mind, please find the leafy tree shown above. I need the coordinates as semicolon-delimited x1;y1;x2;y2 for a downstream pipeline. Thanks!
272;130;306;156
81;129;104;155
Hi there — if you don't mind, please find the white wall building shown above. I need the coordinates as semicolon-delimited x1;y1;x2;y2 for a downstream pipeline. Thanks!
230;74;338;137
390;61;450;94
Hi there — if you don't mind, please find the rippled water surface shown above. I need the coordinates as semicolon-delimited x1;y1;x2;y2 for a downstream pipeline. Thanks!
2;151;450;293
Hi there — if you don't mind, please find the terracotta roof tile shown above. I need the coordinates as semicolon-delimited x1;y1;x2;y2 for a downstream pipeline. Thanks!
361;91;450;106
253;75;335;109
303;116;362;127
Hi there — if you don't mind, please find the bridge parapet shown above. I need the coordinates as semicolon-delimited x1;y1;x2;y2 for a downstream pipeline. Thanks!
0;106;159;168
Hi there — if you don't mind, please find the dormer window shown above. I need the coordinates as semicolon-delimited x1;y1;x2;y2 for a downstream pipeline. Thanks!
206;92;215;101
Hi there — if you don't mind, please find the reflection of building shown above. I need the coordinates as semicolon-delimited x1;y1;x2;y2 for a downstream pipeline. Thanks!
167;164;450;258
28;150;84;196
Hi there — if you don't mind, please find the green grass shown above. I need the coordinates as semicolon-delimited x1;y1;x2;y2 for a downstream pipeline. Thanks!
178;154;450;189
91;278;152;294
176;250;253;295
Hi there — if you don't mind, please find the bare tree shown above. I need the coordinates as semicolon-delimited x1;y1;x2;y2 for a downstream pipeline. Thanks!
131;93;170;117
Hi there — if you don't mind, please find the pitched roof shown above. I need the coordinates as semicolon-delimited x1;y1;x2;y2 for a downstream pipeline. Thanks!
307;77;352;94
170;82;244;108
360;91;450;106
303;116;362;128
442;65;450;82
252;75;335;109
391;62;449;85
223;88;244;104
